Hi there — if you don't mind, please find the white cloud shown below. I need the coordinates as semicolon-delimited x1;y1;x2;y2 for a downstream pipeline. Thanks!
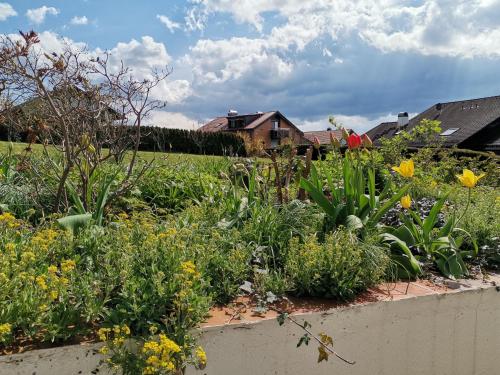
144;110;199;130
26;6;59;24
189;0;500;59
70;15;88;25
297;113;402;134
185;37;292;84
5;30;87;56
157;14;181;33
100;36;192;103
184;6;208;32
0;2;16;21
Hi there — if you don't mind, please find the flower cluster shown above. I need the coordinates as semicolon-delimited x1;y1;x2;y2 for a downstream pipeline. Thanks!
0;212;20;228
142;333;181;374
0;323;12;338
98;325;131;356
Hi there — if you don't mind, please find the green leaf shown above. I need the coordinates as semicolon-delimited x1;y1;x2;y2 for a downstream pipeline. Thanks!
57;213;92;234
297;334;310;347
381;232;422;276
423;194;448;238
346;215;363;231
277;312;288;326
368;168;376;209
300;177;337;218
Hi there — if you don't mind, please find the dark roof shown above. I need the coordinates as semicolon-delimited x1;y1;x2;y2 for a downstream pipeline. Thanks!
408;95;500;147
199;111;275;133
198;111;304;135
368;95;500;149
303;129;343;145
365;122;399;145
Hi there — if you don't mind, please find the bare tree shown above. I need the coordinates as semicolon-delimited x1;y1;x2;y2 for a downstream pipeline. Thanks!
0;31;170;212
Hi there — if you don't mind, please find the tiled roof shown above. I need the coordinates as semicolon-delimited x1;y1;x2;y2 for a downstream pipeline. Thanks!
198;116;229;133
303;130;343;145
198;111;305;136
198;112;276;133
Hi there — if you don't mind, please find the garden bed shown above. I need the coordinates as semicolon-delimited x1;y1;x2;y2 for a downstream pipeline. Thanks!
1;274;499;375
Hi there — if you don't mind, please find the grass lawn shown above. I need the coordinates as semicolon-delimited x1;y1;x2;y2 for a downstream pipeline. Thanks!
0;140;230;165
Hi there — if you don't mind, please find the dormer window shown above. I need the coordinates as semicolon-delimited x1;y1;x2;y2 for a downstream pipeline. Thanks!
440;128;459;136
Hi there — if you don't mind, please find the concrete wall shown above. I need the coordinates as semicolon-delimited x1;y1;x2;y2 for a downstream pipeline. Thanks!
1;281;499;375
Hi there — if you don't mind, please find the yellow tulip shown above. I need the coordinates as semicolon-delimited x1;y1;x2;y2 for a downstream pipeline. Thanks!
456;169;485;188
400;194;411;209
392;159;414;178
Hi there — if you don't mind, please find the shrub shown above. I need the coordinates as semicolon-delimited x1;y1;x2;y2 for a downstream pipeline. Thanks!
139;167;223;212
285;229;389;300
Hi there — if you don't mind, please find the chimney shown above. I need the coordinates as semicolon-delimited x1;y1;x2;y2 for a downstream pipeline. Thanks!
397;112;409;127
227;109;238;117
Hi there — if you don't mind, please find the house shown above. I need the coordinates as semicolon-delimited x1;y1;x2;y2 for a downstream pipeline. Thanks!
199;110;305;149
366;96;500;153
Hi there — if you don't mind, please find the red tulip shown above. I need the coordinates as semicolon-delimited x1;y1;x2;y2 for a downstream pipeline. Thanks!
347;133;362;149
361;133;373;148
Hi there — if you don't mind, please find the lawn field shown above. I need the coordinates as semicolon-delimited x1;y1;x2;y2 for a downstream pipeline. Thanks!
0;140;230;165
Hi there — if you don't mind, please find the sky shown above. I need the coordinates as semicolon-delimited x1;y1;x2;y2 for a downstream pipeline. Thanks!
1;0;500;133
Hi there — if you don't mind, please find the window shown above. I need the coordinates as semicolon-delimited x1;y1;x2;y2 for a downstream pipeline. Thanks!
272;120;279;130
440;128;460;136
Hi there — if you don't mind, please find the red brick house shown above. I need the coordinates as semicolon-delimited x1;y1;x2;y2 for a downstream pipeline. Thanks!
199;110;306;149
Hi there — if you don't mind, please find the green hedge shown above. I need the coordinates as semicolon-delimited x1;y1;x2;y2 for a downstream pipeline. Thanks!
0;123;246;156
139;126;246;156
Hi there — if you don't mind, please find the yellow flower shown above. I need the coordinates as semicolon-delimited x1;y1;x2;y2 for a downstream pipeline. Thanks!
0;323;12;336
61;259;76;273
98;327;111;342
456;169;485;188
0;212;16;223
121;325;130;336
5;242;15;252
21;251;36;263
99;345;109;355
48;265;58;274
392;159;414;178
49;290;59;301
400;195;412;209
195;346;207;367
36;275;48;290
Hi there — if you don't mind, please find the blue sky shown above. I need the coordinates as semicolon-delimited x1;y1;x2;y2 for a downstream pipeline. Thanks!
2;0;500;132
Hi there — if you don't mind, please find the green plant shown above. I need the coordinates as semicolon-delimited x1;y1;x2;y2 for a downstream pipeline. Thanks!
285;229;389;300
382;194;478;278
300;156;409;233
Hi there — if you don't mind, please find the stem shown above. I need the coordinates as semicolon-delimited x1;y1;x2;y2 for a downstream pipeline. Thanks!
456;188;471;226
271;307;355;365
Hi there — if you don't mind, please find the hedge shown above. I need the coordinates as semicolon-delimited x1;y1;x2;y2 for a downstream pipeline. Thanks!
0;123;246;156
